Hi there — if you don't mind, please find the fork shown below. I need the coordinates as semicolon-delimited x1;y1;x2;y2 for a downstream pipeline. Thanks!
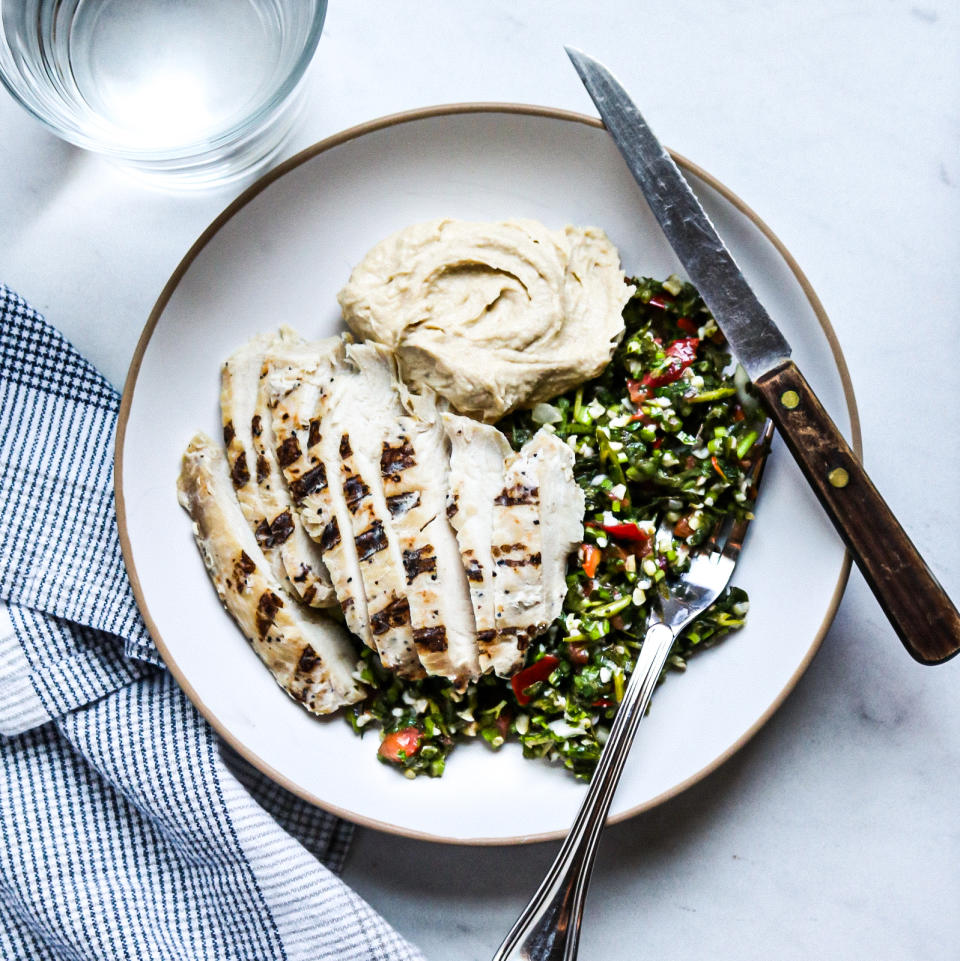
491;420;774;961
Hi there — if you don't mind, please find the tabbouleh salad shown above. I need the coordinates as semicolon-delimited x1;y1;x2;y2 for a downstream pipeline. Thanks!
347;275;766;779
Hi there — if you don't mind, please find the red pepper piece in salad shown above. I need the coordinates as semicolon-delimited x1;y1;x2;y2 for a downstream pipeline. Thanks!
676;316;699;335
579;543;601;578
600;522;650;547
511;655;560;706
378;727;422;763
626;379;648;405
641;337;700;388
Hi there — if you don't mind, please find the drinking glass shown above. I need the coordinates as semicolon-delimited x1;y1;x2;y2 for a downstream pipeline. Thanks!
0;0;327;188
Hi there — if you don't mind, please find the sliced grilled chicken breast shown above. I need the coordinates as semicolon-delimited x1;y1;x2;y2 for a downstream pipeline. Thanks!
268;338;375;649
488;441;546;676
255;330;336;607
177;432;365;714
221;332;287;581
222;329;337;608
523;431;585;629
382;402;480;687
442;413;513;675
318;343;424;679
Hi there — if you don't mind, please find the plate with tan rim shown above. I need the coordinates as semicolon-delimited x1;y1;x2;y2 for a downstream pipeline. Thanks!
116;104;857;844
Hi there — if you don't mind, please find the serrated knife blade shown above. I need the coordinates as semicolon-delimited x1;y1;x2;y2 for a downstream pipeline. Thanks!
567;45;960;664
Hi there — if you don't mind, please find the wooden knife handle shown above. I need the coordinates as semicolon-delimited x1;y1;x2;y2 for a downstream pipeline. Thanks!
754;360;960;664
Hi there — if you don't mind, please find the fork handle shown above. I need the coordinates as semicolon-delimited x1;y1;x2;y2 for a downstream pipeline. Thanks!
755;360;960;664
491;622;677;961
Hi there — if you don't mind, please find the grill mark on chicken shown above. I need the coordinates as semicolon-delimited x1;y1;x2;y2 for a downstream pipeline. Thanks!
230;452;250;488
255;510;295;549
256;453;269;484
256;590;283;639
380;439;416;478
343;473;370;512
275;435;301;468
233;551;256;588
223;421;236;445
288;462;327;502
301;584;317;605
496;552;542;568
319;517;341;552
370;595;411;635
413;626;447;652
491;543;526;557
339;434;352;458
386;491;420;517
465;558;483;582
251;414;262;437
494;483;539;506
402;546;437;584
355;519;388;562
308;418;322;448
296;644;319;674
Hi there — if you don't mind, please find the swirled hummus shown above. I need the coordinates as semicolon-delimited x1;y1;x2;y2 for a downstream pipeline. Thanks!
337;218;634;421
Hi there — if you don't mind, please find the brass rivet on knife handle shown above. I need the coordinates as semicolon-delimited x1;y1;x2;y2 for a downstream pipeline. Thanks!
755;359;960;665
827;467;849;489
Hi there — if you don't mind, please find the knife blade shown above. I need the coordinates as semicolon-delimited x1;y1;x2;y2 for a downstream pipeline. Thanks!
567;46;960;664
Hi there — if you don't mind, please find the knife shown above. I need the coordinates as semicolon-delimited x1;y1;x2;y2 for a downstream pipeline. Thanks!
567;46;960;664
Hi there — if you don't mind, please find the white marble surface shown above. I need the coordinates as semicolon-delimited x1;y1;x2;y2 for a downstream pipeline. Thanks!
2;2;958;959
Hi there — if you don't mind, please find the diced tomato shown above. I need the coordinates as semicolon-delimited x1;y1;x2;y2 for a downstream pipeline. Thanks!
378;727;422;763
732;405;746;422
567;643;591;665
641;337;699;388
600;522;650;546
676;316;699;335
511;655;560;706
647;294;673;310
494;711;512;739
652;437;664;450
592;698;615;708
626;379;647;405
579;543;601;578
673;516;695;538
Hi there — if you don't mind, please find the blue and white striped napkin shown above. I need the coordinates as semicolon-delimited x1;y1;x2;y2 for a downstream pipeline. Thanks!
0;285;425;961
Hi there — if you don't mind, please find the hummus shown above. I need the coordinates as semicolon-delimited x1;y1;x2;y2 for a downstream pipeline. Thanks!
337;218;634;421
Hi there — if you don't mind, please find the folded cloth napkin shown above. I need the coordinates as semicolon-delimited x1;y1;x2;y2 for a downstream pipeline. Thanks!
0;285;425;961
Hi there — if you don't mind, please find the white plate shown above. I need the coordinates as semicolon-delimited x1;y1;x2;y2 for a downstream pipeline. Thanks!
116;105;856;844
